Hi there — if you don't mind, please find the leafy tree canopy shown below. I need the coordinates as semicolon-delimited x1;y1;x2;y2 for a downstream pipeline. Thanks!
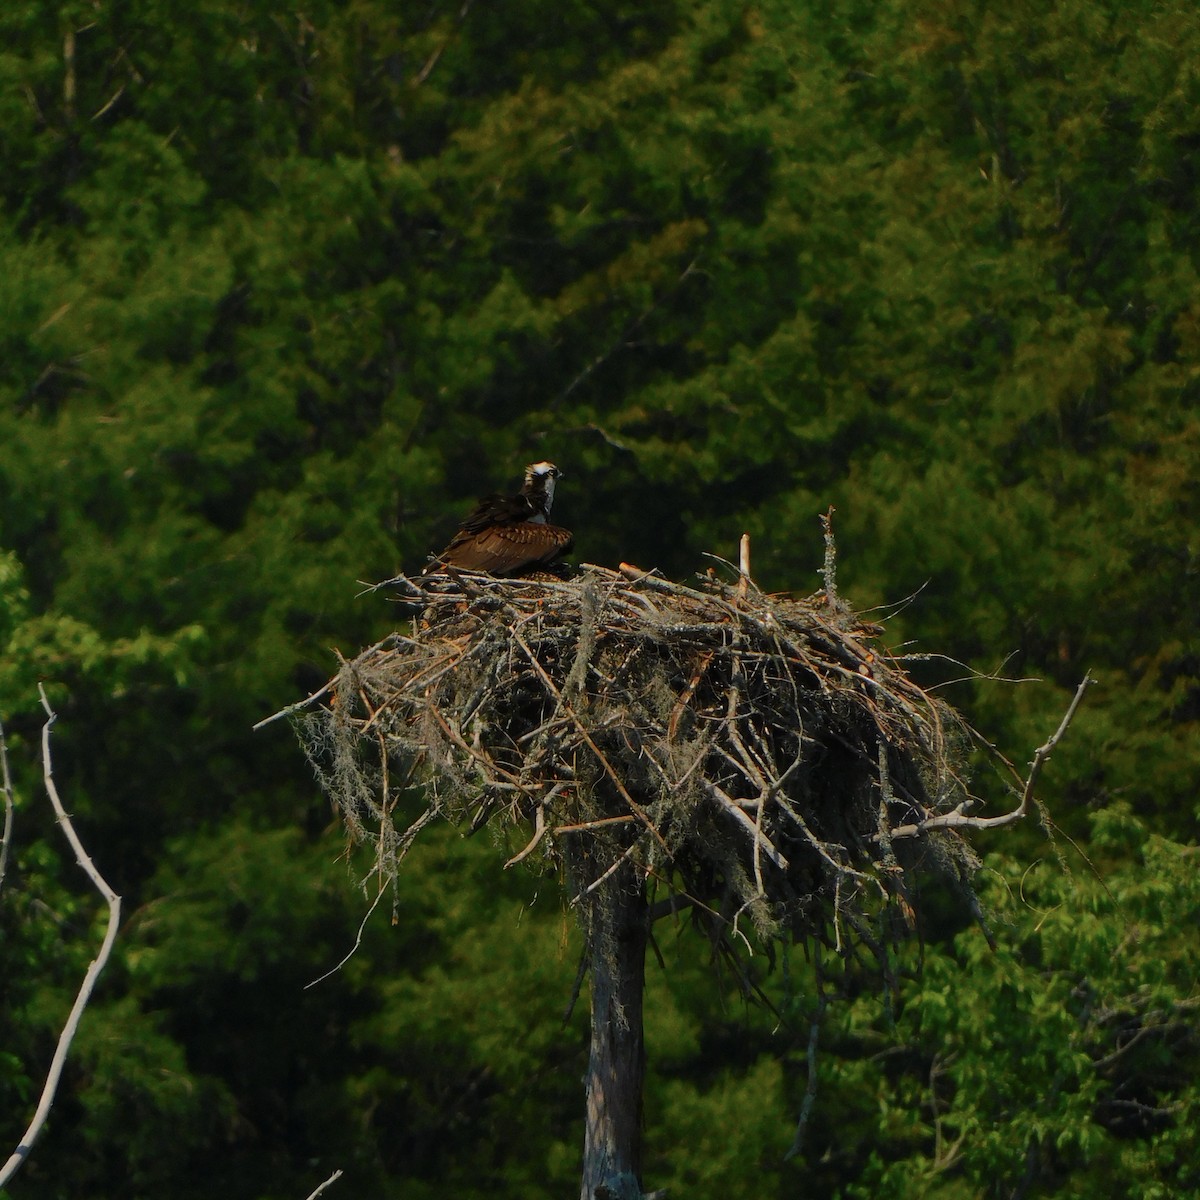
1;0;1198;1196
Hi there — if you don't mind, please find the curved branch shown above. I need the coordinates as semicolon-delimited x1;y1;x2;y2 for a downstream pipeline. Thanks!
889;675;1094;841
0;687;123;1190
0;715;13;893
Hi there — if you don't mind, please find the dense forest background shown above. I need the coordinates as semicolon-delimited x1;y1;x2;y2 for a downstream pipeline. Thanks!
1;0;1198;1196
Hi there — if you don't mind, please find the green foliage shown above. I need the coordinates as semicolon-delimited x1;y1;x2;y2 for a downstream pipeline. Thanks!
1;0;1198;1195
827;808;1200;1199
652;1057;790;1193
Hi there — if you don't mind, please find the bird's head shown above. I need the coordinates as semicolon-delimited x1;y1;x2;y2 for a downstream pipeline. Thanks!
524;461;562;513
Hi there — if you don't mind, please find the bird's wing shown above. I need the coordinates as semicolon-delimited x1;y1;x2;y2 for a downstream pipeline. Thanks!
436;522;573;575
457;494;533;533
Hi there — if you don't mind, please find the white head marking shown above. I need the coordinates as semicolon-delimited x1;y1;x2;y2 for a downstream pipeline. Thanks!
524;461;560;516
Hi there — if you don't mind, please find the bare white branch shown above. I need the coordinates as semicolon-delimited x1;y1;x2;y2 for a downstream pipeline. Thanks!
253;677;337;731
303;1167;344;1200
0;715;14;893
737;532;751;601
889;675;1095;841
0;687;123;1190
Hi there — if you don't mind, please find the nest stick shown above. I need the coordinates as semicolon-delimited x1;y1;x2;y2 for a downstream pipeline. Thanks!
510;626;671;856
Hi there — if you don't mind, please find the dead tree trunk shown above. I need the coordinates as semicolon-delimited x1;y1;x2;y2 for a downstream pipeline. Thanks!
580;856;648;1200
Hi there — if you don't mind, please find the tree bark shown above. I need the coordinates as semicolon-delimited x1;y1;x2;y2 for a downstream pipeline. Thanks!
580;858;648;1200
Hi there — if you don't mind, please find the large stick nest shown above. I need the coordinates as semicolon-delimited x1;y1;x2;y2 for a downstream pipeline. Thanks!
300;550;997;960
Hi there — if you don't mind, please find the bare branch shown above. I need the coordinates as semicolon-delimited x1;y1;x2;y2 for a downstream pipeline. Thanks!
0;715;14;893
819;506;848;615
704;780;790;872
254;676;339;731
304;884;388;991
303;1168;344;1200
1019;673;1095;815
505;802;547;868
889;675;1094;840
571;835;647;904
554;814;637;835
0;687;123;1190
784;985;826;1160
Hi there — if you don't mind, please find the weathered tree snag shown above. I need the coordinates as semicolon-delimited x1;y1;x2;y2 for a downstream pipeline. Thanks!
580;857;648;1200
292;557;1091;1194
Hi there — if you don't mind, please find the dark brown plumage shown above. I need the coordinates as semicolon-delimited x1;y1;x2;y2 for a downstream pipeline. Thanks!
425;462;573;577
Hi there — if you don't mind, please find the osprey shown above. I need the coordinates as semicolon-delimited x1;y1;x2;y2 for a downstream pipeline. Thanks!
425;461;574;577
